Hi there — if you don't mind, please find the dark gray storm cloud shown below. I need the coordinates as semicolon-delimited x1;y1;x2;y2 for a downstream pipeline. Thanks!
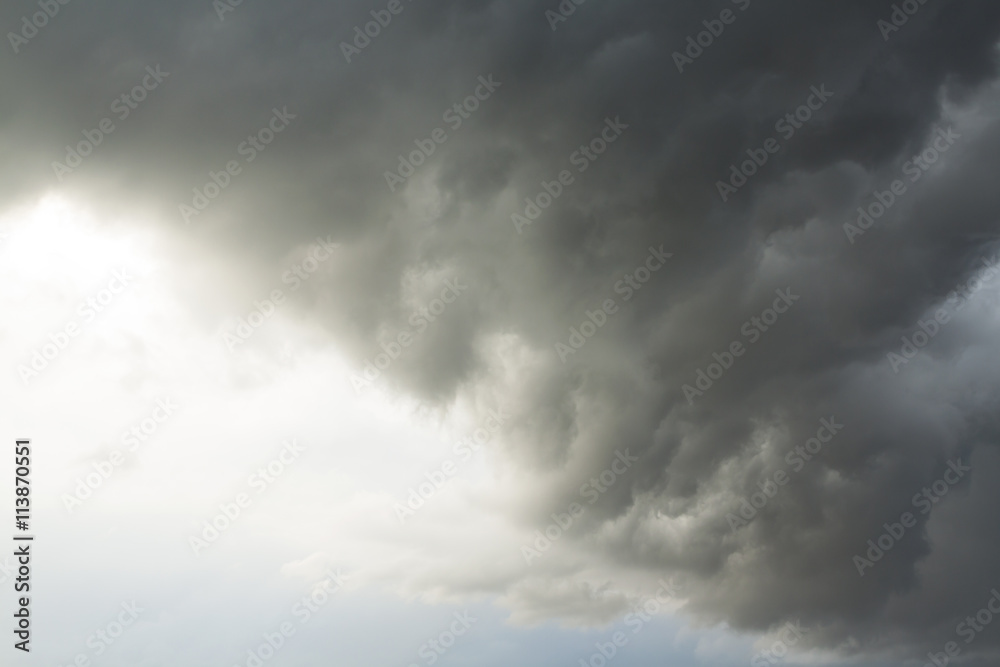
5;0;1000;662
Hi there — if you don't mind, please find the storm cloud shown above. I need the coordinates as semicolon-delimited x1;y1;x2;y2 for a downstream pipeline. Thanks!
5;0;1000;664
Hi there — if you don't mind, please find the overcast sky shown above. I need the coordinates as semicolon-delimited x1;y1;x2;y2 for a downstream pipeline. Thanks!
3;1;1000;666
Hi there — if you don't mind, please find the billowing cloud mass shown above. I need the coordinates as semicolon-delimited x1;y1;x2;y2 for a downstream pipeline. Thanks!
4;0;1000;665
